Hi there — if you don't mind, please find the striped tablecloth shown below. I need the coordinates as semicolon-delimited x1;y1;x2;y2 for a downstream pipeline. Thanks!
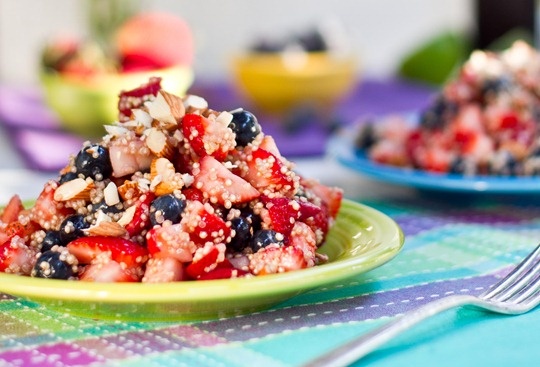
2;193;540;367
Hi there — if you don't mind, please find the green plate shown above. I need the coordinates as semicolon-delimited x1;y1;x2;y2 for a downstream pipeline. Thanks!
0;199;404;321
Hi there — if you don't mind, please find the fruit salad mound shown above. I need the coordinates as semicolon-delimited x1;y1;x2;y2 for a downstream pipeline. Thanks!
0;78;343;282
356;41;540;176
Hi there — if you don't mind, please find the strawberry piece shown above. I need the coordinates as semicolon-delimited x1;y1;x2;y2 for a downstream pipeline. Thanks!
182;114;206;157
79;260;141;282
142;256;186;283
302;180;343;219
182;187;205;202
30;180;74;230
249;245;307;275
296;200;329;244
146;224;196;262
123;193;155;236
197;266;248;280
181;113;236;161
193;155;260;206
67;236;148;268
183;201;231;246
0;239;36;275
262;196;301;236
288;222;318;267
185;244;226;279
1;195;24;224
118;77;162;122
242;148;299;197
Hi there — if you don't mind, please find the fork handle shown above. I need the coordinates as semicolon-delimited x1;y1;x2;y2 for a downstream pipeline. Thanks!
302;294;480;367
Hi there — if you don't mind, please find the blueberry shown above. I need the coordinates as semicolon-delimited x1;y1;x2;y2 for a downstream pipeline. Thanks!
249;229;283;252
229;110;261;147
294;29;327;52
40;230;64;252
481;76;512;97
490;150;522;176
91;200;122;214
74;144;112;181
229;217;252;251
240;208;262;233
149;194;186;226
32;251;74;279
354;122;377;150
59;214;89;245
419;96;457;130
59;171;78;184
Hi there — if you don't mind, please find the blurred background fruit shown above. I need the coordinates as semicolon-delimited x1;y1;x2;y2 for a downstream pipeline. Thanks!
39;5;195;137
397;32;470;86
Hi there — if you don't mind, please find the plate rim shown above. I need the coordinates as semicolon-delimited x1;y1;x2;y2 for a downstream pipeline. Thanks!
0;199;404;306
328;129;540;193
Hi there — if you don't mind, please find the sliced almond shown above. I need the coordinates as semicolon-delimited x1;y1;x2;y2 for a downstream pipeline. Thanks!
184;95;208;113
150;157;175;182
117;204;136;227
54;178;94;201
145;128;175;159
104;182;120;206
86;221;128;237
150;157;184;195
148;91;185;130
117;180;143;201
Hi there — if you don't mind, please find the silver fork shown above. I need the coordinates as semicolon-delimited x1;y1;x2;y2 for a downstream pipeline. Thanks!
303;244;540;367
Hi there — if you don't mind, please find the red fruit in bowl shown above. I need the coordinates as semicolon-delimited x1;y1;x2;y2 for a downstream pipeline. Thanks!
115;12;194;70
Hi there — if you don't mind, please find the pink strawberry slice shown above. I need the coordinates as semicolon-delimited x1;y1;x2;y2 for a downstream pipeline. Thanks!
242;148;298;197
142;256;187;283
249;245;307;275
0;240;36;275
67;236;148;268
1;195;24;224
79;260;141;282
302;179;343;219
30;180;74;230
146;224;196;262
193;155;260;206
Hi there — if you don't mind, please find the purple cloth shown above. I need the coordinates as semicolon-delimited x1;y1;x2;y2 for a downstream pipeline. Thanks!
0;79;435;172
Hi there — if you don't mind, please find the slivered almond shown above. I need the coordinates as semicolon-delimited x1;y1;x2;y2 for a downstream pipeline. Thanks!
146;128;175;159
154;180;182;196
117;180;142;201
148;91;185;130
54;178;94;201
184;94;208;114
117;205;136;227
104;182;120;206
149;157;184;195
86;221;128;237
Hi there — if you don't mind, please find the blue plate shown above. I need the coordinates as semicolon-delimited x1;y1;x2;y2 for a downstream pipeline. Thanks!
328;130;540;193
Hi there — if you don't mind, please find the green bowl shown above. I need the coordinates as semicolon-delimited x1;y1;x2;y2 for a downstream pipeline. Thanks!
0;199;404;321
40;65;194;137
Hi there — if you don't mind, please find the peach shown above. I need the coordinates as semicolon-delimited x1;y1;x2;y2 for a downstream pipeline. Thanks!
115;12;194;71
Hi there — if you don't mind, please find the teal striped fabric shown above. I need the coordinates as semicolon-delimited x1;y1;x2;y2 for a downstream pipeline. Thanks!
1;195;540;367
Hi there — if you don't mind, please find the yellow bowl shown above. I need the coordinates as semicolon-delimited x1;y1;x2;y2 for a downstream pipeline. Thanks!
40;65;194;137
231;51;358;114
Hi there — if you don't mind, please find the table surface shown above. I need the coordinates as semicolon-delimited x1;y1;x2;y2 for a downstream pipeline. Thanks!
1;79;540;367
